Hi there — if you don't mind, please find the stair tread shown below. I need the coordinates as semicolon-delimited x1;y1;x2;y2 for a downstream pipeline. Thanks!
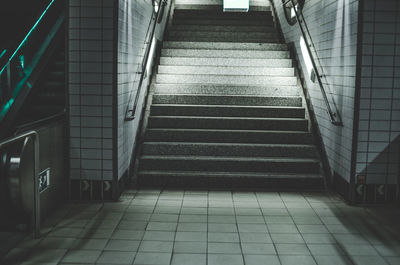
146;128;311;134
150;115;306;120
152;104;304;109
143;142;316;148
141;155;319;162
139;170;322;179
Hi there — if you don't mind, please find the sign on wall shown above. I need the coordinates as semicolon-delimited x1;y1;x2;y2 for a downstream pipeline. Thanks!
223;0;249;12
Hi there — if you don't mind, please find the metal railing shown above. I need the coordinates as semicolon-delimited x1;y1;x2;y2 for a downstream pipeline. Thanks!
125;0;168;121
0;131;40;238
283;0;342;126
0;0;64;123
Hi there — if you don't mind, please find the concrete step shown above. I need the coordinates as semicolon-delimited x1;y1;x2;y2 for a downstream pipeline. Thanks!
150;104;305;118
161;49;289;58
163;41;288;51
142;142;318;158
157;65;294;76
167;31;279;42
144;129;314;144
171;25;275;33
147;116;308;131
139;155;320;174
138;170;323;189
152;94;302;106
173;10;272;19
159;57;292;67
152;84;299;96
172;18;274;26
155;74;297;86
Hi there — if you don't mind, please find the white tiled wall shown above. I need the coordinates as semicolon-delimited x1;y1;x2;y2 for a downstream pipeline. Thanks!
68;0;115;181
356;0;400;184
117;0;171;181
117;0;153;180
272;0;359;182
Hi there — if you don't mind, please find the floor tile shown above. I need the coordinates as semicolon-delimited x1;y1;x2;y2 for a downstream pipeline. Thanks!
36;237;76;249
146;222;177;231
208;254;244;265
179;215;207;223
23;249;67;263
265;216;294;224
313;255;354;265
139;241;173;253
374;244;400;256
105;240;141;251
237;223;268;232
275;244;311;255
143;231;175;241
208;242;241;254
112;230;144;240
241;243;276;254
177;222;207;232
208;223;238;232
97;251;136;264
297;225;329;234
72;238;108;250
243;254;281;265
239;232;272;243
279;255;317;265
61;250;101;263
268;224;298;233
173;242;207;253
350;255;389;265
236;216;265;224
271;233;304;244
307;244;345;256
134;252;171;265
340;244;380;256
208;232;240;242
171;253;206;265
302;234;336;244
385;257;400;265
175;232;206;242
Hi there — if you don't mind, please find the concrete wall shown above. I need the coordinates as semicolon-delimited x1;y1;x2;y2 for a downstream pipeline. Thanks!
272;0;359;182
356;0;400;186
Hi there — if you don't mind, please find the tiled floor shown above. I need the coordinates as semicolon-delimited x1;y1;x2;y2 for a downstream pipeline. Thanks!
1;189;400;265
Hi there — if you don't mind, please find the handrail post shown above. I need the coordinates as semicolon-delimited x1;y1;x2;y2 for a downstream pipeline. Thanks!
0;131;40;238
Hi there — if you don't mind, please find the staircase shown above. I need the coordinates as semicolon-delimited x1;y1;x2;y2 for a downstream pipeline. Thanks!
136;5;323;189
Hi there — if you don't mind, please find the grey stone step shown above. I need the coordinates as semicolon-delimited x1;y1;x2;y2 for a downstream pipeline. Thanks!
144;129;314;144
172;18;274;26
152;94;302;106
139;156;320;174
157;65;294;76
150;104;305;118
142;142;318;158
138;170;323;189
161;49;289;59
147;116;308;131
168;31;279;41
173;10;272;19
152;84;299;96
155;74;297;86
160;57;292;67
163;41;288;51
171;25;275;33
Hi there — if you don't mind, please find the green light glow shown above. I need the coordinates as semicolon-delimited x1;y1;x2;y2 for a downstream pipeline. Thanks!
0;0;56;76
0;98;14;121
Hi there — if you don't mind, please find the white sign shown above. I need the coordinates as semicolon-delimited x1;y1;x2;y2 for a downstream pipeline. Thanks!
39;168;50;193
223;0;249;12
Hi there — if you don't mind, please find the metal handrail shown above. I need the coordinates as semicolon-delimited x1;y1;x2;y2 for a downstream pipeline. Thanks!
0;131;40;238
125;0;168;121
286;0;342;126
